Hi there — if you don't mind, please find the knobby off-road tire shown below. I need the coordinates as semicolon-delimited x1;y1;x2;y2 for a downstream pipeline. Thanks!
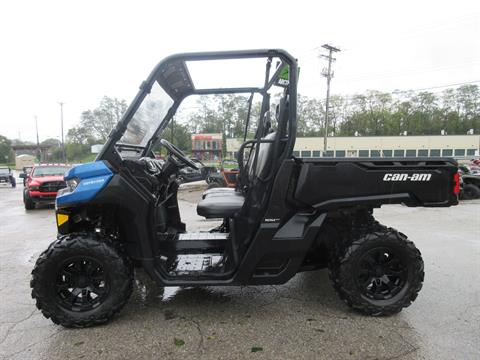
329;224;424;316
31;233;133;327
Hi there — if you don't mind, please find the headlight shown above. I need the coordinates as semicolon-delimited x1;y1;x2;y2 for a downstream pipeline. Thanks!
29;186;39;190
66;178;80;192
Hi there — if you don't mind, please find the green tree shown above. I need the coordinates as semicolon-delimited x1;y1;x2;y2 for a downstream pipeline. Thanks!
0;135;12;163
71;96;127;143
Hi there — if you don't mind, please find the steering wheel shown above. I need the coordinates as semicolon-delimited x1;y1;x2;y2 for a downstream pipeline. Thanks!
160;139;199;170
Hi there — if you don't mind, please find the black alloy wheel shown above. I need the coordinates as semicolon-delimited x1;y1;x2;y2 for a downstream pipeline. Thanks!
329;225;424;316
56;257;109;312
355;247;407;301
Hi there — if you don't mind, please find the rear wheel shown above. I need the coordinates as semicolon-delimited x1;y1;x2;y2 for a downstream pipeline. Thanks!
461;183;480;200
329;226;424;316
31;233;133;327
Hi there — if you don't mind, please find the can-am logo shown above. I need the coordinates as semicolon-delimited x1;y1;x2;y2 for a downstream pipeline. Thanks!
383;173;432;181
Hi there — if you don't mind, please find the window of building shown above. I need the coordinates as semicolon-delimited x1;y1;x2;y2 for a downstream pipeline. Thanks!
406;149;416;157
292;151;300;157
359;150;369;157
370;150;381;157
430;149;441;157
417;149;428;157
382;150;393;157
335;150;346;157
467;149;476;156
347;150;358;157
454;149;465;156
312;150;321;158
442;149;453;157
325;151;334;157
394;150;405;157
212;141;217;150
301;150;311;158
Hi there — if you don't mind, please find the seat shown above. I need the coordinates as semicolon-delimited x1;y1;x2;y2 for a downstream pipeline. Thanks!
197;96;286;219
197;192;245;218
202;187;236;199
197;131;277;219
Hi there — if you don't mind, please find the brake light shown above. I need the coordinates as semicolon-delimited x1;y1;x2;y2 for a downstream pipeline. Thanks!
453;172;460;195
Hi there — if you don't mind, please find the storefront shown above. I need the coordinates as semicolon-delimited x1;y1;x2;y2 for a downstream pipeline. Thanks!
191;133;223;161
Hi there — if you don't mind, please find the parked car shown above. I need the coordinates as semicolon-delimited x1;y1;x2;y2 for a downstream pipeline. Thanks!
21;166;33;186
21;164;71;210
0;167;16;188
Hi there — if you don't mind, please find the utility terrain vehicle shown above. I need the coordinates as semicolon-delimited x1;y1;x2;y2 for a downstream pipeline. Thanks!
31;50;459;327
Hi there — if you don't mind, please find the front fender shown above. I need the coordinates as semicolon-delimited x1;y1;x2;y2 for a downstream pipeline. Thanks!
56;161;113;207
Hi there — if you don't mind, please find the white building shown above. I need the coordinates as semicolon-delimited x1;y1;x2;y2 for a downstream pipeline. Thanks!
226;135;480;159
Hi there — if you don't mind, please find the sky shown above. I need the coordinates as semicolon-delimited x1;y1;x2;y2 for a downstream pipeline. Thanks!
0;0;479;143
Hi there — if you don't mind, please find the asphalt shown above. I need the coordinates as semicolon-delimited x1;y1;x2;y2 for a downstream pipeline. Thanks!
0;176;479;360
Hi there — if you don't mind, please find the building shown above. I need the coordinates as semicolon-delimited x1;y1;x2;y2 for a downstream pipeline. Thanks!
226;135;480;159
15;154;35;170
191;133;223;161
11;144;53;163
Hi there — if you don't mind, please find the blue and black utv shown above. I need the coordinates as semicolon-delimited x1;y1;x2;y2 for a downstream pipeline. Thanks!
31;50;459;327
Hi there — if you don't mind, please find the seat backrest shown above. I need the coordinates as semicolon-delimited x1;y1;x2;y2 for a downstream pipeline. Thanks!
247;131;276;180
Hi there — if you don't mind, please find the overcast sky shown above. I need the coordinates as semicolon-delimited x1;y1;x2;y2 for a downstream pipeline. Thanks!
0;0;479;142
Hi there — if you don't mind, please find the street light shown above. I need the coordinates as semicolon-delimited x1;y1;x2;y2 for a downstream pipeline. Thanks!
58;102;66;162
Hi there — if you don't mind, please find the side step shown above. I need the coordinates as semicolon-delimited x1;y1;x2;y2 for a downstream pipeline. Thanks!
168;254;224;275
157;232;228;253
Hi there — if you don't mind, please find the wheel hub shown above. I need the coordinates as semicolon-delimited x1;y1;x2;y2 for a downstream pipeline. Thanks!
55;257;109;312
356;247;408;300
374;266;384;277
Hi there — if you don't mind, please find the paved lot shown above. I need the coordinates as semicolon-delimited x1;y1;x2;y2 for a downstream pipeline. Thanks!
0;177;479;359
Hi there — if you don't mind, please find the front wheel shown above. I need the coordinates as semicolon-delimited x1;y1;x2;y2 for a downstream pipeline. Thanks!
31;233;133;327
24;191;35;210
329;227;424;316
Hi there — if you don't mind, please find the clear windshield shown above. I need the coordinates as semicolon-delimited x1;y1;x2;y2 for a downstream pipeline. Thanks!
119;82;174;146
0;168;9;175
32;166;70;177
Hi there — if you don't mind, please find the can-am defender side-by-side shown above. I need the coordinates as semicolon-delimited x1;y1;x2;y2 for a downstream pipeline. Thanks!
31;50;459;327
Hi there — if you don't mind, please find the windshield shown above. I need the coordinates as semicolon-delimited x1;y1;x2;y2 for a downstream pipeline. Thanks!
119;82;174;146
0;168;9;175
32;166;70;177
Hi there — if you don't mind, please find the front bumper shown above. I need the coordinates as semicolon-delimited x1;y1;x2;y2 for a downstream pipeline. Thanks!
29;191;57;203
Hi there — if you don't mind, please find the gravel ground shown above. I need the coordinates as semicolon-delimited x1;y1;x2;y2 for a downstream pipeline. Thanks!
0;177;479;360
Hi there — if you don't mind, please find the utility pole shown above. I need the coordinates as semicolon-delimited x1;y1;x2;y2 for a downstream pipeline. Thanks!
58;102;66;162
320;44;340;156
34;115;41;161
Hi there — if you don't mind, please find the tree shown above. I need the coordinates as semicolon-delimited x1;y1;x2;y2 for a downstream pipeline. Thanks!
0;135;12;163
41;138;61;147
70;96;127;143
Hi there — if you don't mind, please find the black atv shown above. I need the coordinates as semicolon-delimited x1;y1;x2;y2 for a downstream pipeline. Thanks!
30;50;459;328
458;165;480;200
0;167;16;188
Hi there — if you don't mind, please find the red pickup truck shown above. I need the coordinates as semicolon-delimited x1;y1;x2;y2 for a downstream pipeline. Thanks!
22;164;71;210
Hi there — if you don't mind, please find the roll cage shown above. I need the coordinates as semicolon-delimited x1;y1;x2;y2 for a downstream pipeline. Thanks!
97;49;298;170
